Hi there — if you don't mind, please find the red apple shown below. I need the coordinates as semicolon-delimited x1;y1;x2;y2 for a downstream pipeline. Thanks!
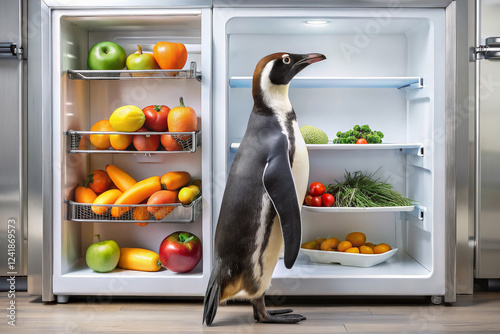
159;231;202;273
143;105;170;132
133;126;160;151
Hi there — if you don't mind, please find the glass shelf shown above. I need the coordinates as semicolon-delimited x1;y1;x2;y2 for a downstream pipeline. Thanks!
230;143;424;155
302;205;415;213
229;76;423;89
67;130;201;154
68;61;201;81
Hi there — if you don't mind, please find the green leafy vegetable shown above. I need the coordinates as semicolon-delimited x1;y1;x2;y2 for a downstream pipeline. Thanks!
333;124;384;144
325;169;415;207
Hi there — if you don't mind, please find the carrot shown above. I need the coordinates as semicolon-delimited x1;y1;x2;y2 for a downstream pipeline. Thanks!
111;176;162;217
75;185;97;203
106;164;137;192
117;248;161;272
160;171;190;190
91;189;123;215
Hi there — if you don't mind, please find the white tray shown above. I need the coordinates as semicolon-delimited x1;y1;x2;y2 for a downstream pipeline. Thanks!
302;206;414;213
300;248;398;268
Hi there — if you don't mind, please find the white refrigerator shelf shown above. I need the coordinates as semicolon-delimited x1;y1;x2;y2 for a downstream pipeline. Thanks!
229;76;423;89
67;61;202;81
66;130;201;154
302;205;415;213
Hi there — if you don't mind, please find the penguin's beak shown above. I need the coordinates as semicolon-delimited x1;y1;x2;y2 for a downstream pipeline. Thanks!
293;53;327;68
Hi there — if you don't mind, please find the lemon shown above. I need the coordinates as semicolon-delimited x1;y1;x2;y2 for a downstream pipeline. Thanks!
109;105;145;132
178;185;200;205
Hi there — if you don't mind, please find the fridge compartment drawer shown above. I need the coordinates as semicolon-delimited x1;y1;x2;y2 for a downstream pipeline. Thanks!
66;196;202;223
67;130;201;153
68;61;202;81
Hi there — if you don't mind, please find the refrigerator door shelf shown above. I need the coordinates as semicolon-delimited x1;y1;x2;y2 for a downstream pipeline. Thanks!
66;196;202;224
68;61;202;81
302;205;414;213
230;143;423;153
229;76;423;89
67;130;201;153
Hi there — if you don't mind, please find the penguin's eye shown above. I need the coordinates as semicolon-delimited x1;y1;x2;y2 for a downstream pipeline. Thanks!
282;56;291;64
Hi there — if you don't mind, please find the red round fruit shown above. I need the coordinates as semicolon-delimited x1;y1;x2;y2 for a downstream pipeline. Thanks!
356;138;368;144
310;196;323;207
133;126;160;151
158;231;202;273
304;194;313;206
321;193;335;207
308;182;326;196
142;105;170;132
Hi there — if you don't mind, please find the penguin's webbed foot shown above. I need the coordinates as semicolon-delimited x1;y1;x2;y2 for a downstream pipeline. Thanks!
252;295;306;324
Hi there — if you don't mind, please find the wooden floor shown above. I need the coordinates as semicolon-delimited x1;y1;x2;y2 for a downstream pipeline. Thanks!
1;290;500;333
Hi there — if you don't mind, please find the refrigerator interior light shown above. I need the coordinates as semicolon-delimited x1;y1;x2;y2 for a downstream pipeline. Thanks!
305;20;330;25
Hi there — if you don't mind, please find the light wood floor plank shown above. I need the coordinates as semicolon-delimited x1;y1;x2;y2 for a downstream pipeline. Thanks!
1;291;500;333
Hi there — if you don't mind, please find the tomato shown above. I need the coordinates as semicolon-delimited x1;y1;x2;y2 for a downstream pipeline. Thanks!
133;126;160;151
304;194;313;206
142;105;170;132
356;138;368;144
321;193;335;207
85;169;112;194
308;182;326;196
153;42;188;71
310;196;323;207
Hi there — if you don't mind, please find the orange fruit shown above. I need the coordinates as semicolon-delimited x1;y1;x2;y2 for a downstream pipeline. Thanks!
365;242;376;249
345;247;360;253
301;241;320;250
360;245;374;254
167;97;197;139
374;243;392;254
320;237;341;251
90;120;113;149
337;241;352;252
161;134;184;151
315;238;326;245
346;232;367;247
110;134;133;150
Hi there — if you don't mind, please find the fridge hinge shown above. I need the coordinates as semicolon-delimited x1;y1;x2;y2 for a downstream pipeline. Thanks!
472;37;500;61
0;43;23;60
406;203;426;222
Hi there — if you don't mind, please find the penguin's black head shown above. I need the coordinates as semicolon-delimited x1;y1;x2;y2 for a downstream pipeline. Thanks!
252;52;326;102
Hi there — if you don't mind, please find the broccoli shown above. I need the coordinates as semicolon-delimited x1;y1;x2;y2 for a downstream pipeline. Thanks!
373;134;381;143
353;125;361;132
352;130;361;139
360;125;371;133
336;131;342;138
366;134;375;143
377;131;384;139
347;136;357;144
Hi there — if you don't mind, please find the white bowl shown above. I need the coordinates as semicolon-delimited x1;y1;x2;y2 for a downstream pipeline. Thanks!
300;248;398;268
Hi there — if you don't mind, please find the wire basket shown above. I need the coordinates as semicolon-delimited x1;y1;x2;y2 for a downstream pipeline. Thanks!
66;130;200;153
66;196;202;223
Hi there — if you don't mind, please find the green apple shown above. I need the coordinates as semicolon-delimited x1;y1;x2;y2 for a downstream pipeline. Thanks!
85;234;120;273
87;41;126;70
126;45;159;70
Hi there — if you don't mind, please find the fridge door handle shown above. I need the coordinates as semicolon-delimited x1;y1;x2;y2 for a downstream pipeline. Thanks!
474;37;500;60
0;42;23;59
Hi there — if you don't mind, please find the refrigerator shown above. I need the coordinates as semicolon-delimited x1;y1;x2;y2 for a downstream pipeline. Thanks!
21;0;493;302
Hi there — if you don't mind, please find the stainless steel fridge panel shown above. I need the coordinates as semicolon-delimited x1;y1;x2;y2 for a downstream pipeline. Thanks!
476;0;500;279
213;0;453;8
0;0;26;277
27;0;53;300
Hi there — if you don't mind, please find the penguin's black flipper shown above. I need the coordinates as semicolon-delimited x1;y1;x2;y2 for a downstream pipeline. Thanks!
203;272;221;326
263;134;302;269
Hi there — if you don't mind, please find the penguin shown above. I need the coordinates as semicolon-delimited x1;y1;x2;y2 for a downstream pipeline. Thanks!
203;52;326;325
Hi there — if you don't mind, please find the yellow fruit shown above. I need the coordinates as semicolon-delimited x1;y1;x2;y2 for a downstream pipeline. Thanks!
365;242;376;249
301;241;320;250
346;232;366;247
90;120;113;149
109;105;145;132
178;185;199;205
345;247;360;253
374;243;392;254
191;179;202;190
110;134;133;150
320;237;341;251
337;241;352;252
360;245;374;254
